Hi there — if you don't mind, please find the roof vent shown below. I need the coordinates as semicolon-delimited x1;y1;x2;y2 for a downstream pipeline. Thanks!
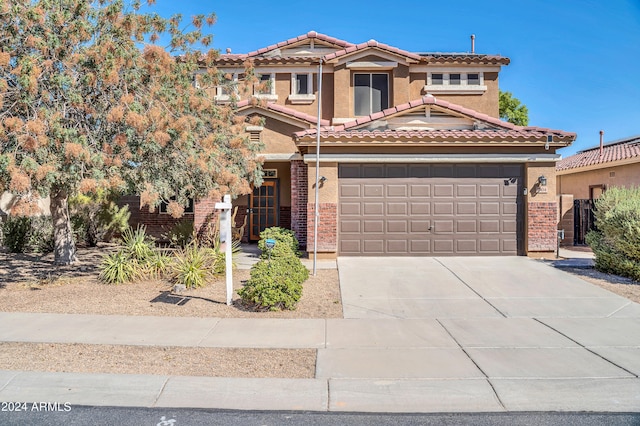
470;34;475;54
599;130;604;159
226;48;231;54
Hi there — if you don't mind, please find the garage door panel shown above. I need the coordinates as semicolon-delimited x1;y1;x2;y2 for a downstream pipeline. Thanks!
411;220;431;233
457;185;477;197
457;202;477;215
387;202;407;215
387;184;408;197
341;202;361;215
340;184;361;197
387;240;408;253
363;220;384;233
434;202;454;215
362;240;384;253
363;203;384;215
434;220;454;233
387;220;408;233
341;220;361;233
411;203;430;215
338;164;522;256
433;184;454;197
457;240;477;252
479;202;500;215
433;239;454;253
411;240;431;252
457;220;477;233
363;185;384;197
479;220;500;233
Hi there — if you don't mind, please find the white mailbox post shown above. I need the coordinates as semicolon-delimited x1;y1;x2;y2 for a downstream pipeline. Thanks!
214;194;233;306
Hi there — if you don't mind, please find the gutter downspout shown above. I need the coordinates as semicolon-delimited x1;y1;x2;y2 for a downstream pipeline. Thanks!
313;59;323;276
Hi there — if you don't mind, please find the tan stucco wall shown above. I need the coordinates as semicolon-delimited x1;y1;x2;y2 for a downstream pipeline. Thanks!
434;72;499;117
306;162;338;204
393;64;410;106
557;162;640;199
526;163;557;203
333;64;351;118
254;117;301;155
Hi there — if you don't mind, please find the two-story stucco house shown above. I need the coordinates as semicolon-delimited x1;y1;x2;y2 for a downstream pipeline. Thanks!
135;31;576;258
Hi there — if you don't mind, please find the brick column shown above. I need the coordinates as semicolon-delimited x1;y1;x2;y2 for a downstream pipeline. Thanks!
528;201;558;252
306;202;337;252
291;160;308;249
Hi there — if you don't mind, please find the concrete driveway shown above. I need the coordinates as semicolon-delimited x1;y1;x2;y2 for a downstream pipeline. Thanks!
337;256;639;319
327;256;640;412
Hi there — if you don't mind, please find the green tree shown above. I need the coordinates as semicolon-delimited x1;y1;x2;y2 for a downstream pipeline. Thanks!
499;90;529;126
0;1;262;264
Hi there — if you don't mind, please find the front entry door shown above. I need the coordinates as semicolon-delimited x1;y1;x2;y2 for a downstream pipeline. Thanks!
249;180;278;240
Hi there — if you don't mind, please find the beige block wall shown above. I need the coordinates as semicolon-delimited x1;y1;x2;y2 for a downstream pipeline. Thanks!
306;162;338;204
557;163;640;199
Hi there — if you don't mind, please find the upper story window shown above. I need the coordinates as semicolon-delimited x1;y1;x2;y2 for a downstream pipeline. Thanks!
354;73;389;116
215;72;238;103
425;71;487;94
254;73;277;100
288;72;316;104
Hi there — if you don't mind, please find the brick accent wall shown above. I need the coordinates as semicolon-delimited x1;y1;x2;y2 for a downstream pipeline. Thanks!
306;202;337;252
279;206;291;230
528;201;558;252
194;198;220;239
118;195;191;241
291;160;308;249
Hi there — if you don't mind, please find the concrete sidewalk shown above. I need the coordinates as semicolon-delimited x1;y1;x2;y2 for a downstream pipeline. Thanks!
0;256;639;413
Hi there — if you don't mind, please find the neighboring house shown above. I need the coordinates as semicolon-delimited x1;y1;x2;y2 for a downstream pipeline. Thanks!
556;134;640;245
131;31;576;257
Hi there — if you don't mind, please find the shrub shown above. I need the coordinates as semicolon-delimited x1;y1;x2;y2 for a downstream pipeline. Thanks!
171;243;216;288
99;251;136;284
587;186;640;281
162;219;194;248
70;191;130;246
257;227;301;259
139;251;172;280
27;216;54;253
238;255;309;311
121;226;155;262
1;216;31;253
1;216;53;253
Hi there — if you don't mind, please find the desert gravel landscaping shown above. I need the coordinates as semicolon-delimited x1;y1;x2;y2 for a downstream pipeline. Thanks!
1;246;639;379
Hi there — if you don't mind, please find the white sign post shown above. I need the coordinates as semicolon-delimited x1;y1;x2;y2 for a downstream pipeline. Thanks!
214;194;233;306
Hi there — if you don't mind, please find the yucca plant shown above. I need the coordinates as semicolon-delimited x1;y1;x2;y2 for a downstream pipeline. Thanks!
139;251;172;280
171;243;215;288
99;251;136;284
121;225;155;262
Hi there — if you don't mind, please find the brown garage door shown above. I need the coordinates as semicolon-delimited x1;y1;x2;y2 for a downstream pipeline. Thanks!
338;163;523;256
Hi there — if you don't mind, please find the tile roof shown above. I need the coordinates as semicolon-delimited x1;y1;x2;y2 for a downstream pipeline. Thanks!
245;31;354;57
294;96;576;143
421;53;510;65
556;135;640;171
236;100;330;126
323;39;422;63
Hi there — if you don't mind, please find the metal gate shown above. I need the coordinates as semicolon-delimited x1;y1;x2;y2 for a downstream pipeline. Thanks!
573;199;595;245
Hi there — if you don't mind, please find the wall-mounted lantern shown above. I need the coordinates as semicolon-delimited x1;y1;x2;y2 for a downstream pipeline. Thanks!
538;175;547;187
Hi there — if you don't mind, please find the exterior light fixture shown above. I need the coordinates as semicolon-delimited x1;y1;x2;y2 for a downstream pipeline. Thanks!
319;176;327;184
538;175;547;186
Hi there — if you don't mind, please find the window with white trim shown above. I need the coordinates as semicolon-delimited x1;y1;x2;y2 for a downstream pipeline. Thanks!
288;72;316;104
425;72;486;94
354;73;389;116
215;72;238;102
254;73;277;100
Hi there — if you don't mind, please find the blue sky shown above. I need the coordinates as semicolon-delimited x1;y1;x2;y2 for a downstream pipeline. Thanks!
143;0;640;157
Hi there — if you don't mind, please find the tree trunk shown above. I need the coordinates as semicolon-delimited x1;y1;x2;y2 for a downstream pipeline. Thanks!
50;188;77;265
